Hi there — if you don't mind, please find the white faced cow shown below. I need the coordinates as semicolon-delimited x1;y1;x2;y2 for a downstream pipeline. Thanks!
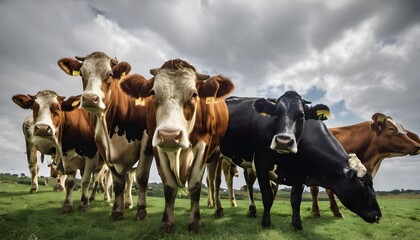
120;59;235;234
58;52;153;220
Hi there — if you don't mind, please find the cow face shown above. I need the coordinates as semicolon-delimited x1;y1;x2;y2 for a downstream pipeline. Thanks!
57;51;131;114
335;160;382;223
12;90;80;152
253;91;330;154
371;113;420;156
121;59;234;152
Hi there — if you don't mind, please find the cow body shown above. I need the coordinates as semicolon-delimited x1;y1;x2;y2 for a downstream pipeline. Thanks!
58;52;153;220
310;113;420;218
12;90;104;212
219;95;381;229
120;59;234;233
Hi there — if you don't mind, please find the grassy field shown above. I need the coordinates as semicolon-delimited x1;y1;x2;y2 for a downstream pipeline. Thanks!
1;182;419;240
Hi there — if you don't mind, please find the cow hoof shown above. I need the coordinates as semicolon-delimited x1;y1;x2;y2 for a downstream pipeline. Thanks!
188;221;202;234
89;196;95;202
214;208;224;218
111;211;124;221
293;223;303;230
248;206;257;218
231;201;237;207
160;222;174;234
125;202;133;209
136;209;147;221
62;204;73;214
29;188;37;194
312;212;320;219
333;212;344;218
79;204;89;212
207;200;214;208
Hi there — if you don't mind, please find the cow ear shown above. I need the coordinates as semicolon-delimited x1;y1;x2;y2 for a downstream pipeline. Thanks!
112;62;131;79
197;75;235;98
12;94;34;109
120;74;154;99
253;98;275;117
307;104;330;120
61;95;81;111
57;58;82;76
371;113;386;134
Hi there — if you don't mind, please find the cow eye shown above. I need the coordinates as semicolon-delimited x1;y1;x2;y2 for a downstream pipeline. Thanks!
191;92;198;99
107;71;113;78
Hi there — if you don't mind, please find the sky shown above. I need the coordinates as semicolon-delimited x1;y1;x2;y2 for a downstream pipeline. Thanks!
0;0;419;191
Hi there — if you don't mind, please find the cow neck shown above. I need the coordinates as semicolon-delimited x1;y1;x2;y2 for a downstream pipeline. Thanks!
59;109;97;159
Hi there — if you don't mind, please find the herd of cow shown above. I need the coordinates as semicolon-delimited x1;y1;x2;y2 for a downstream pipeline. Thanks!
11;51;420;234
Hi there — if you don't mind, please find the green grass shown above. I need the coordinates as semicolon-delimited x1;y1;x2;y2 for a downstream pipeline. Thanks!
1;182;419;240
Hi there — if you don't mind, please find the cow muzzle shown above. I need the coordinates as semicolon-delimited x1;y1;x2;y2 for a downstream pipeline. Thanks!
157;129;184;151
81;93;104;113
271;134;297;153
34;124;53;137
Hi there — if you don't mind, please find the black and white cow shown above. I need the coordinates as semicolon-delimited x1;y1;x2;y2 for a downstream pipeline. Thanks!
219;92;381;229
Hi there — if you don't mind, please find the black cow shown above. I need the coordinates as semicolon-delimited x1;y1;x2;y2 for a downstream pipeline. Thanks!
219;92;381;229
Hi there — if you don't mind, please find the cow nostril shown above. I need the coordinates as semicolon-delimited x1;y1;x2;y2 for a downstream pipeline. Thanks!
287;139;295;147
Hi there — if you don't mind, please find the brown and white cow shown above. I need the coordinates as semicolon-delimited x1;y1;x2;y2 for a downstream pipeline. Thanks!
310;112;420;218
120;59;235;234
12;90;104;212
58;52;153;220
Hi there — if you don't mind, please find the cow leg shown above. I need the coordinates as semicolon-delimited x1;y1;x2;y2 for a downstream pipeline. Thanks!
56;174;66;192
310;186;321;218
255;160;274;228
244;168;257;218
188;161;207;234
26;141;39;193
90;176;99;202
206;161;216;208
80;157;98;211
104;170;112;202
326;188;344;218
224;161;237;207
136;149;153;221
213;156;223;217
63;171;76;213
111;170;126;221
291;184;304;230
124;170;134;209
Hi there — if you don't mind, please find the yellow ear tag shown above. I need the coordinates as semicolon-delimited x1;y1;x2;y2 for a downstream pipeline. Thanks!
71;99;80;107
72;70;80;76
316;109;330;120
135;98;146;106
121;72;126;77
376;115;386;123
206;97;219;104
260;112;267;117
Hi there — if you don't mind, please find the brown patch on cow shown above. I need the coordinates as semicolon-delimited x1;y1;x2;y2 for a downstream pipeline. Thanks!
160;59;196;72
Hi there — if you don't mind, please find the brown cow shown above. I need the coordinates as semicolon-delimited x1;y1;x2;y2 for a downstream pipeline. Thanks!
58;52;153;220
310;113;420;218
12;90;105;212
120;59;234;234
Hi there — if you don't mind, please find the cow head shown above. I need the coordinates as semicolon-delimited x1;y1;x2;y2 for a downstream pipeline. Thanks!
253;91;330;154
334;154;382;223
120;58;234;151
57;51;131;115
371;113;420;156
12;90;81;155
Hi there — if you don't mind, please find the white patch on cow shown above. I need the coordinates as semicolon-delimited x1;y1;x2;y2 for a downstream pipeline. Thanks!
80;57;111;111
34;95;60;136
187;141;206;188
386;118;406;135
348;153;367;177
151;68;197;149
